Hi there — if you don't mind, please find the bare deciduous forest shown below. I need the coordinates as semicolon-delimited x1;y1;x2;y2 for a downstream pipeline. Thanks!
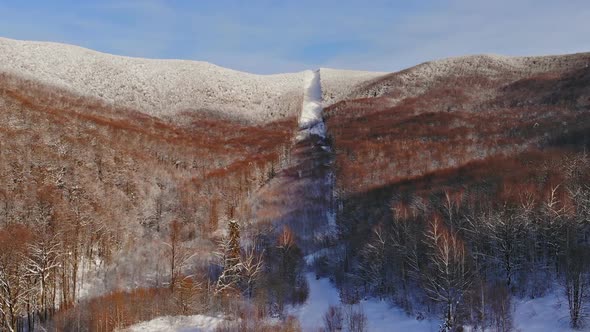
324;60;590;330
1;44;590;332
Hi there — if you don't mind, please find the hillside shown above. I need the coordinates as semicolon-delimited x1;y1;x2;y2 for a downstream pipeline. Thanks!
326;52;590;193
0;37;305;123
349;53;590;104
0;38;385;124
323;52;590;330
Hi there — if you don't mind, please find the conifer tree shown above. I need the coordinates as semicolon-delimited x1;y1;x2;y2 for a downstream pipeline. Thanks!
216;220;242;295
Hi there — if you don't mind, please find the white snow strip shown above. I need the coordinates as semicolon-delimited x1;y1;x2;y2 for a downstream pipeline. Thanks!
297;70;326;140
121;314;224;332
299;70;324;129
289;273;342;331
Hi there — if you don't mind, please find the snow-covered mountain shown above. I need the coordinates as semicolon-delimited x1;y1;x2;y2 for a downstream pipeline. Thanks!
2;36;590;332
0;37;386;123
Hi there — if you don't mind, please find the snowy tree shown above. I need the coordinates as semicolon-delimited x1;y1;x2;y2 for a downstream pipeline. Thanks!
562;184;590;329
563;246;590;329
240;244;264;299
0;225;33;332
26;230;61;322
359;225;392;297
216;220;242;295
423;216;472;331
485;207;525;288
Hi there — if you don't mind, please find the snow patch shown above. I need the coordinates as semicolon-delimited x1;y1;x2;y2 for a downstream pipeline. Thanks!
512;291;573;332
121;315;224;332
290;273;438;332
291;273;575;331
289;273;341;331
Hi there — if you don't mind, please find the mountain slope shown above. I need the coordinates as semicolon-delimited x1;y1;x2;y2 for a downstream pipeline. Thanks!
0;37;305;123
323;51;590;330
348;53;590;104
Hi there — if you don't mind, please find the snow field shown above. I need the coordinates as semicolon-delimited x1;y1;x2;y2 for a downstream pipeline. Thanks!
121;314;224;332
291;273;576;332
289;273;439;332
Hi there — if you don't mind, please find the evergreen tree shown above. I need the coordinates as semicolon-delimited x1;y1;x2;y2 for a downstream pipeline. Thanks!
216;220;242;295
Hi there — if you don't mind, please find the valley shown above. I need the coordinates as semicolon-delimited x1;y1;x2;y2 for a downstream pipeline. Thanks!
0;37;590;331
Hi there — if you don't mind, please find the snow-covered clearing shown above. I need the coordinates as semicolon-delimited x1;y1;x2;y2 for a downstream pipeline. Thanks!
121;314;224;332
512;291;574;332
290;273;439;332
120;278;575;332
291;269;574;331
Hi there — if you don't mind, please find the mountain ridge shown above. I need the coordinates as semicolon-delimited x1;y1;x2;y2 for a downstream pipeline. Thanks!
5;37;587;123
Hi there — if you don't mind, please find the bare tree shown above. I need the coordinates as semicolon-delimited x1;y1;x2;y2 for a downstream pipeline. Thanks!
0;225;33;332
359;225;390;297
240;244;264;299
345;305;368;332
173;276;203;315
163;220;196;291
562;185;590;329
26;230;61;322
423;216;472;331
323;305;343;332
486;207;525;288
563;246;590;329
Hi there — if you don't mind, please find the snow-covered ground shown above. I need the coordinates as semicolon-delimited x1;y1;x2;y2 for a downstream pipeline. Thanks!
291;273;578;332
512;291;574;332
120;279;575;332
290;273;439;332
121;314;224;332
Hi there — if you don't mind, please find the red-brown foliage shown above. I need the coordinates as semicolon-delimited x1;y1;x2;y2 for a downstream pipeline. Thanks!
325;66;590;197
51;287;174;332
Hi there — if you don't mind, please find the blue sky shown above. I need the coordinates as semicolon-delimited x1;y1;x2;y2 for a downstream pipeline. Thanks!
1;0;589;74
